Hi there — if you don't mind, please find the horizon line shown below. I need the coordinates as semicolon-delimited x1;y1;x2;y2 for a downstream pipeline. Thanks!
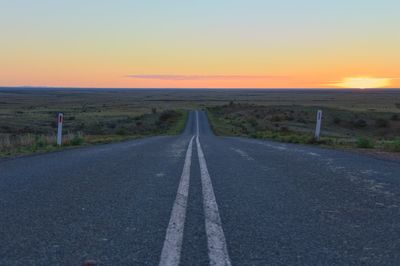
1;86;400;91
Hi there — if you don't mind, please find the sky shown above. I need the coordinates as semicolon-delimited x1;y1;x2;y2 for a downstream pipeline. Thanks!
0;0;399;89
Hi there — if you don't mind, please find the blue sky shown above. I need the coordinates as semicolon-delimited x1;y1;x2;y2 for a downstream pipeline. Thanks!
1;0;399;88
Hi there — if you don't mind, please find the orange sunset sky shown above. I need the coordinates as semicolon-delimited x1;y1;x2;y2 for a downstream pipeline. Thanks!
0;1;399;89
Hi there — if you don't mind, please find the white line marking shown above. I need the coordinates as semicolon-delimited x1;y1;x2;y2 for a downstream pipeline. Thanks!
159;136;195;266
196;136;232;266
196;110;200;136
230;147;254;161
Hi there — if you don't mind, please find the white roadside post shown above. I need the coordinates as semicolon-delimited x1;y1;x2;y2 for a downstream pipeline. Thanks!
57;113;64;146
314;110;322;141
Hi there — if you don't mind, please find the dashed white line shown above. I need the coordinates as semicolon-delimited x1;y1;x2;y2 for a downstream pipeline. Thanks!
196;135;232;266
159;136;195;266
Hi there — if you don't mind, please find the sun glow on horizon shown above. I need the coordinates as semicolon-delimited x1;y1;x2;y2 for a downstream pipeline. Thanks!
333;77;391;89
1;1;400;88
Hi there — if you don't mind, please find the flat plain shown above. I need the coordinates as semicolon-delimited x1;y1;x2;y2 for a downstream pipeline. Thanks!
1;88;400;157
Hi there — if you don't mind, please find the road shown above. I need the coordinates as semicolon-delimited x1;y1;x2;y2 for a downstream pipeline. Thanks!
1;110;400;265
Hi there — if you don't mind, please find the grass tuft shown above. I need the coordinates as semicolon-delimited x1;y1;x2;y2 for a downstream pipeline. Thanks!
384;139;400;152
356;137;375;149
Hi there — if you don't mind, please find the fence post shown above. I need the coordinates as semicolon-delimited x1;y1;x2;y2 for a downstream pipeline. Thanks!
57;113;64;146
315;110;322;141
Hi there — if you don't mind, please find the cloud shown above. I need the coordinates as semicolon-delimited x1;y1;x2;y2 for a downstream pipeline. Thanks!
126;74;289;81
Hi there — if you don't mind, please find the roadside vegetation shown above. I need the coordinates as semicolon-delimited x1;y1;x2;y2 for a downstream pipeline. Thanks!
1;88;400;157
0;89;188;157
0;110;187;157
207;102;400;152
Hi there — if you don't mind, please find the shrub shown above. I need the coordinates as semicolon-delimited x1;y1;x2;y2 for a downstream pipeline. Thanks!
333;117;341;124
390;114;399;121
279;126;290;133
86;123;104;135
297;118;307;124
248;117;258;127
353;119;367;128
159;110;177;122
117;128;127;135
35;136;47;148
375;118;389;128
70;135;84;146
270;116;282;122
107;122;117;129
356;137;375;149
77;122;86;130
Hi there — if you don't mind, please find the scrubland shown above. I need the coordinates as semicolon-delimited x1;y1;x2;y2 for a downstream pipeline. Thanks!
1;88;399;157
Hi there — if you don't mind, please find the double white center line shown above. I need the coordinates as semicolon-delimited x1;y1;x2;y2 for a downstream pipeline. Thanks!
196;135;231;266
159;136;195;265
160;112;231;266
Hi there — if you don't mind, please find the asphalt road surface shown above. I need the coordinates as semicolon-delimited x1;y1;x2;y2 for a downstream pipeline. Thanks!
1;111;400;265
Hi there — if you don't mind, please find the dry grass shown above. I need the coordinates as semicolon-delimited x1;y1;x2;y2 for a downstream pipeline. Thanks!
207;103;400;152
1;88;399;156
0;104;187;157
0;132;85;154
